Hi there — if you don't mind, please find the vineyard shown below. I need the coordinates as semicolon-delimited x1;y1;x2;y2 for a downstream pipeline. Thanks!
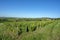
0;18;60;40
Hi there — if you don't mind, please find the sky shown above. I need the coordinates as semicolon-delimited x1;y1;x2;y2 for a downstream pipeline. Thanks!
0;0;60;18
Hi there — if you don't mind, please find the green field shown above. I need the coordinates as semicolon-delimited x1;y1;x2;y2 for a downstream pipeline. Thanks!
0;18;60;40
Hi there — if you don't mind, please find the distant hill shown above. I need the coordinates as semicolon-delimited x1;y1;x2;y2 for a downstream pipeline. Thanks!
0;17;60;22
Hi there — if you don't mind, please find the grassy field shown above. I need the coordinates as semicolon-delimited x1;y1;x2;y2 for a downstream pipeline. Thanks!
0;18;60;40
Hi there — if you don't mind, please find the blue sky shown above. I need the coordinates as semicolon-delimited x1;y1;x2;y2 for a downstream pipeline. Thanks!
0;0;60;18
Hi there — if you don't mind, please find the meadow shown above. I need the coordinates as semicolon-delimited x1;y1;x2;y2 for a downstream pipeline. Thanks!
0;17;60;40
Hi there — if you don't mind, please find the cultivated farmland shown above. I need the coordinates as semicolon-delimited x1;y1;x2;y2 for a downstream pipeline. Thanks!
0;18;60;40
